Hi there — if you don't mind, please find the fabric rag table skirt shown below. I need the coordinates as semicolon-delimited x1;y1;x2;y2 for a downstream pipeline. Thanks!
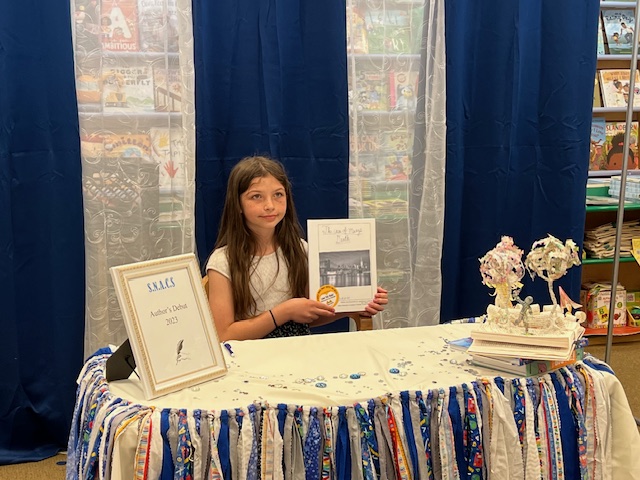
66;323;640;479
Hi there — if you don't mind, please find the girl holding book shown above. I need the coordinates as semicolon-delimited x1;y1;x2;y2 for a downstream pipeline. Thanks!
206;155;388;341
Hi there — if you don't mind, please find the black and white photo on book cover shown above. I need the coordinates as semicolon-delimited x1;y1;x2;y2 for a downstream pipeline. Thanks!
307;219;377;313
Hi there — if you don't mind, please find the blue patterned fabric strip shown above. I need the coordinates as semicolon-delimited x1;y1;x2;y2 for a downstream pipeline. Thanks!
160;409;174;480
354;403;376;480
336;406;352;480
448;385;466;477
173;409;193;480
512;379;526;448
400;391;419;478
415;390;434;480
303;407;322;480
463;383;483;479
218;410;231;480
551;372;580;480
560;368;588;480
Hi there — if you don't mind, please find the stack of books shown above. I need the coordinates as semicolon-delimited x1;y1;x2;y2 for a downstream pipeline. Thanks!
448;322;587;377
584;219;640;259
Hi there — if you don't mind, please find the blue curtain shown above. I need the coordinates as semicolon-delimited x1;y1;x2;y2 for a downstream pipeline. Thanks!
0;1;85;464
192;0;349;262
441;0;599;321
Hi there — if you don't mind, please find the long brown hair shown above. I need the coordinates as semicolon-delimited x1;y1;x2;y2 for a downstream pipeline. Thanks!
214;156;308;319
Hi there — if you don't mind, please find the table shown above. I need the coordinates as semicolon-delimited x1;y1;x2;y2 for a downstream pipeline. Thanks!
66;323;640;479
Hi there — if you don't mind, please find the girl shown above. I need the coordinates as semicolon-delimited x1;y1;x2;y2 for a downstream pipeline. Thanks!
206;156;388;341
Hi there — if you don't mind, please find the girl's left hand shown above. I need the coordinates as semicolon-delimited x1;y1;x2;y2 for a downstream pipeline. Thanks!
360;286;388;317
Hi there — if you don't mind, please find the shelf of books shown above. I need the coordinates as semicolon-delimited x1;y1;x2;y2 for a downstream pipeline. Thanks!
347;0;424;323
585;1;640;335
72;0;191;245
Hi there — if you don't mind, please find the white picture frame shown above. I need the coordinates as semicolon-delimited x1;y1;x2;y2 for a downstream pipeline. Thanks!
307;218;377;313
109;253;227;399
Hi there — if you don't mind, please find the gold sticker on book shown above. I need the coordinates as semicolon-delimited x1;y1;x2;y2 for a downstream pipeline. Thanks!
316;285;339;308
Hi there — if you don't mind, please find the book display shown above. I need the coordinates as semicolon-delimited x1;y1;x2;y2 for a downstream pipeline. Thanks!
72;0;194;343
347;0;423;321
586;1;640;339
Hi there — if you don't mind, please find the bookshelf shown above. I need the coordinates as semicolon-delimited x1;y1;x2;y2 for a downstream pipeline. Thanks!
347;0;423;320
586;1;640;342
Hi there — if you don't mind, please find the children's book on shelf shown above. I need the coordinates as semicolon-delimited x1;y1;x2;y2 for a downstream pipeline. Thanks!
102;64;155;112
150;127;186;194
346;6;368;54
382;130;414;154
307;218;377;313
73;0;103;54
103;133;153;159
353;72;389;111
388;71;418;110
590;121;639;173
598;69;640;108
601;9;636;54
589;117;606;172
593;74;603;108
101;0;140;52
137;0;179;52
597;14;607;55
382;154;410;181
149;127;190;223
349;154;382;181
153;66;182;112
350;132;383;154
80;132;153;160
364;9;412;54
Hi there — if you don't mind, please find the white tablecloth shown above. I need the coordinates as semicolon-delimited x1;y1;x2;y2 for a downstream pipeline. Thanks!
67;323;640;479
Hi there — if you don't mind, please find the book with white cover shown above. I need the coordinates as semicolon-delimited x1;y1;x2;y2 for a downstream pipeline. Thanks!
468;322;585;361
307;218;377;313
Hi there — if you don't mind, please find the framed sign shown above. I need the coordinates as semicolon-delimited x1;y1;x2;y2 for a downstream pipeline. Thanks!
307;218;377;313
110;253;227;399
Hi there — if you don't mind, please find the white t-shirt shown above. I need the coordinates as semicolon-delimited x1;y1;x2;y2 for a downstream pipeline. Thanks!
205;240;308;318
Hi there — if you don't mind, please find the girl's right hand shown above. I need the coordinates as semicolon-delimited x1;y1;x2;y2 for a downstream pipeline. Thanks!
280;298;335;324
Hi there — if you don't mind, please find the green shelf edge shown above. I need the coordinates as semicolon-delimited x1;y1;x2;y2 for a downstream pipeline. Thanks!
586;203;640;213
582;256;637;265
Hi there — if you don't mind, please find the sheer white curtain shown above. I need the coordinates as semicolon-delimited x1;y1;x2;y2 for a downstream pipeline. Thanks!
347;0;446;328
71;0;196;355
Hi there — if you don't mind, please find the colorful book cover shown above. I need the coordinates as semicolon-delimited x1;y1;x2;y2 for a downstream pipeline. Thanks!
593;73;602;108
102;64;155;112
598;69;640;108
153;66;182;112
597;14;607;55
388;71;418;110
149;127;186;193
103;133;152;159
598;121;640;171
350;132;383;154
349;154;382;180
382;154;410;181
383;130;414;154
76;73;102;104
346;6;368;54
73;0;102;54
355;72;389;111
137;0;179;52
601;9;635;54
101;0;140;52
590;117;606;171
364;9;412;54
150;127;189;222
